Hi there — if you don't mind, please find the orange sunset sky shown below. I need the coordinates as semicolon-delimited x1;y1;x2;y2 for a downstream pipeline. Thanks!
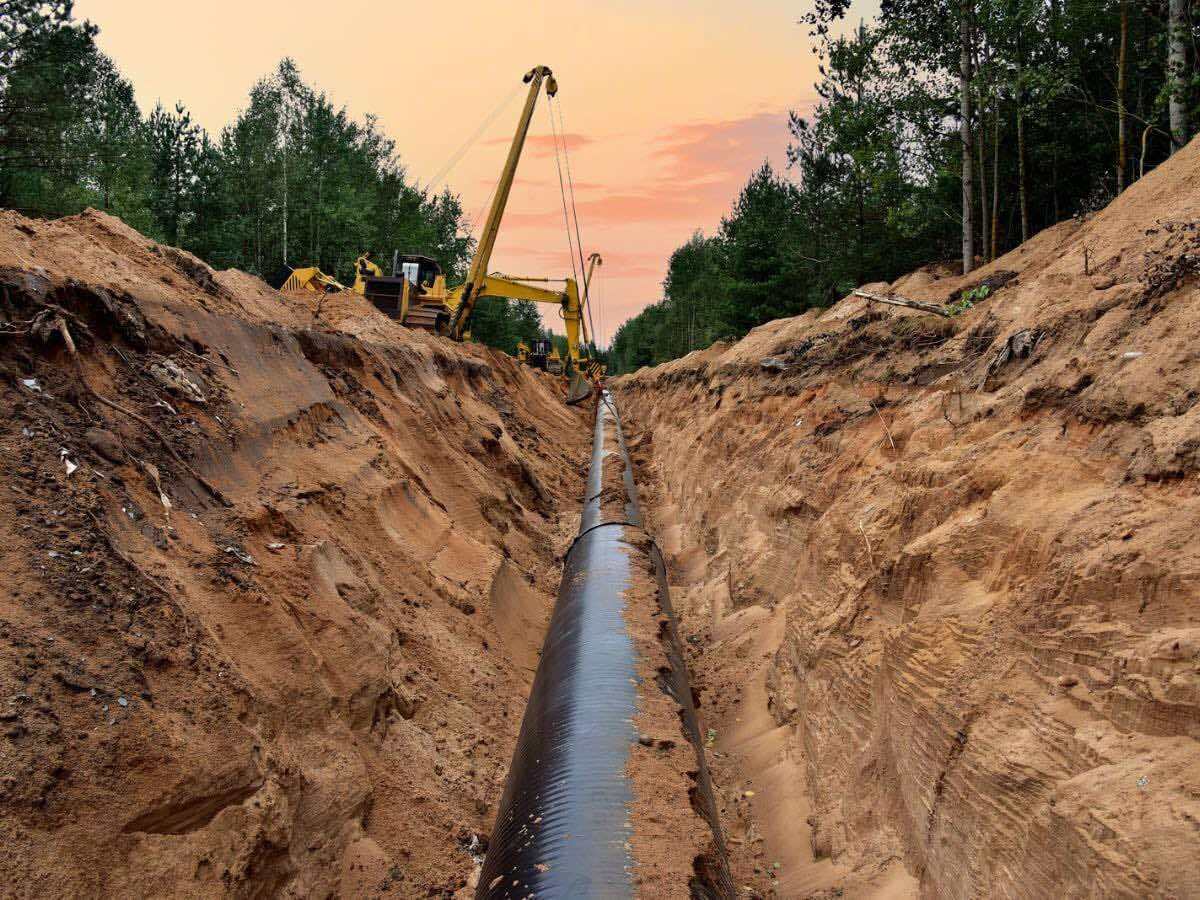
75;0;827;344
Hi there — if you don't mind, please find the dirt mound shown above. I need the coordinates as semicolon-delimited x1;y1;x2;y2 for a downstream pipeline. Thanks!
0;209;589;896
614;138;1200;897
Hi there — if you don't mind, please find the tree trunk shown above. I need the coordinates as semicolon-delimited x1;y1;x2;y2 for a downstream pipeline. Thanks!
282;146;289;264
171;155;181;246
977;41;989;263
853;35;867;287
978;113;989;263
1136;10;1148;176
856;173;865;284
1052;143;1060;222
1016;43;1030;243
1169;0;1190;151
960;0;975;275
991;104;1000;260
1117;0;1129;191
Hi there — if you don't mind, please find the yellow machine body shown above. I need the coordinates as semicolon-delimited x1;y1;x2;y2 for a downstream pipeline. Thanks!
449;273;585;368
281;267;345;294
352;253;383;295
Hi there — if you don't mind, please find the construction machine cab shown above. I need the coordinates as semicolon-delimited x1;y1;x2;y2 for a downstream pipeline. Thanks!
360;252;450;331
394;253;442;287
527;339;553;370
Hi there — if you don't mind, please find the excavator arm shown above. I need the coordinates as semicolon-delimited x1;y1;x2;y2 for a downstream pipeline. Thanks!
459;274;583;366
464;272;596;405
454;274;566;308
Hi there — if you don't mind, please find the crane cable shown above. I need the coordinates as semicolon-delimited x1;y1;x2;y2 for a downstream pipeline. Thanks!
549;96;600;349
424;81;524;196
467;166;504;238
554;98;599;347
547;99;582;328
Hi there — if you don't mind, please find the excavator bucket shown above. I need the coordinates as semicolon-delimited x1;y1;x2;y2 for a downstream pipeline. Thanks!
565;370;592;406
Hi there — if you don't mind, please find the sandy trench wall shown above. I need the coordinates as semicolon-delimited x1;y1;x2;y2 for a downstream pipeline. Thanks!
0;210;589;897
613;139;1200;898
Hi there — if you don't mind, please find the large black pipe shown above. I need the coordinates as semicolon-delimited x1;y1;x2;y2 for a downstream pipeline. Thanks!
476;397;732;898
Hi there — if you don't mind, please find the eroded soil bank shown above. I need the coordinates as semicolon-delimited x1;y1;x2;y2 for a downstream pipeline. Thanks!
614;139;1200;897
0;209;591;896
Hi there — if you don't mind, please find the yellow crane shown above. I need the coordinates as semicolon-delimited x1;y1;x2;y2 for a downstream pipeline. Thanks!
286;62;606;397
353;66;559;334
446;66;557;340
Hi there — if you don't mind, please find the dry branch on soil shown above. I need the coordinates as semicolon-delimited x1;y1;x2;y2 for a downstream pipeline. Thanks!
853;288;951;317
46;313;233;507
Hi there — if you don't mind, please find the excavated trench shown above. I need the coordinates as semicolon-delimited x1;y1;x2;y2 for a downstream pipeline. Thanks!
7;135;1200;897
606;135;1200;899
0;209;746;898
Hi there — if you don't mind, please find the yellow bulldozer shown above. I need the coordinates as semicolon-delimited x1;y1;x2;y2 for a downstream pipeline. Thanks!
354;251;452;330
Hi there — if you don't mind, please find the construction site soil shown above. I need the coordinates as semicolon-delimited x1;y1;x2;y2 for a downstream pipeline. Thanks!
0;209;590;897
0;137;1198;899
614;137;1200;897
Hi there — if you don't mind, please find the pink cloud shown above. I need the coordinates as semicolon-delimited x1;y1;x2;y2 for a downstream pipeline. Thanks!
588;249;662;269
489;248;664;295
493;111;797;230
480;110;807;342
593;263;661;279
477;175;605;191
651;111;794;183
494;179;734;229
483;132;594;158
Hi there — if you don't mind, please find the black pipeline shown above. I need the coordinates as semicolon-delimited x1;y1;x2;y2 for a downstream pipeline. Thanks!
476;396;733;898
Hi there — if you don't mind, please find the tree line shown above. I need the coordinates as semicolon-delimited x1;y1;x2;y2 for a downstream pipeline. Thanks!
0;1;556;356
608;0;1197;374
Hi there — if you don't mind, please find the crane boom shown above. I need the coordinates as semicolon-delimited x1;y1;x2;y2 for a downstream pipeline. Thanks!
448;66;558;340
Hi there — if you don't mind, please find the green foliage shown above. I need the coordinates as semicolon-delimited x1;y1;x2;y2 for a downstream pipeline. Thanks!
612;1;1200;374
947;284;989;315
0;14;475;336
469;298;546;356
610;27;946;375
963;284;991;303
